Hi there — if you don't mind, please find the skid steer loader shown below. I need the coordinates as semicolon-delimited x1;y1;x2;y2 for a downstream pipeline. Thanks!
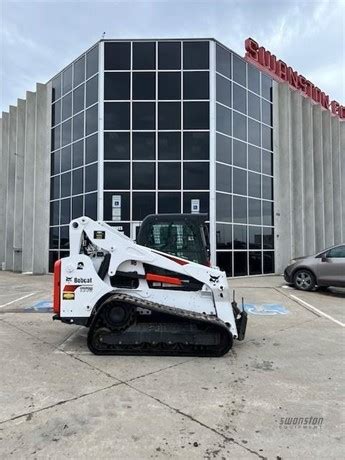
53;216;247;357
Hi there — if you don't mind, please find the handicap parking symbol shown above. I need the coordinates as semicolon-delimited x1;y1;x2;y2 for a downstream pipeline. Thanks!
244;303;289;315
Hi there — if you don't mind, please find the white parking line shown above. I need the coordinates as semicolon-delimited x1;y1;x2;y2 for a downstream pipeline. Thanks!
290;294;345;327
0;292;37;308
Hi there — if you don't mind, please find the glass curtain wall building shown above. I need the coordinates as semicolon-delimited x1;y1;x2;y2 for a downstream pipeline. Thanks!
48;39;274;276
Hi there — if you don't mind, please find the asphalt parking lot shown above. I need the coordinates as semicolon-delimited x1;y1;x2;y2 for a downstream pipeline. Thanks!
0;272;344;459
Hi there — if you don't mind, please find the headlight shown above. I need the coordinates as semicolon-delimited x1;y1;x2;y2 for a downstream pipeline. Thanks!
289;259;296;265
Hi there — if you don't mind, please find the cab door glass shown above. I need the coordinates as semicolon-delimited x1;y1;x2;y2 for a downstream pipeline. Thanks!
326;246;345;258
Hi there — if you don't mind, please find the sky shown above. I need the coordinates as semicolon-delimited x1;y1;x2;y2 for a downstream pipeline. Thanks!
1;0;344;112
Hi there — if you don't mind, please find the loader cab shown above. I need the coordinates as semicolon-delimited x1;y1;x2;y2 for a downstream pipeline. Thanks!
136;214;210;266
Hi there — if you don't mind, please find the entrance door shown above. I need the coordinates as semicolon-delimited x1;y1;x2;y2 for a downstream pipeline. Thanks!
131;223;141;242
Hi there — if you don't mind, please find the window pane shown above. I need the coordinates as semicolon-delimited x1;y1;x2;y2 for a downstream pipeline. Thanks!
262;125;273;150
262;150;273;175
216;224;232;249
216;193;231;222
216;251;232;276
248;119;261;146
248;65;260;94
85;163;98;192
85;192;97;219
183;72;209;99
248;145;261;172
61;199;71;225
61;226;70;250
104;132;130;160
52;100;61;126
233;224;247;249
61;172;71;197
62;120;71;147
73;112;84;141
233;83;246;114
216;163;231;193
72;195;83;219
248;172;261;198
158;162;181;189
103;192;130;221
216;133;231;164
62;66;72;95
183;192;209;214
86;75;98;107
104;102;130;130
49;226;59;250
159;132;180;160
86;104;98;135
50;201;59;225
262;100;272;126
86;46;98;78
51;125;61;151
158;192;181;213
133;102;155;130
158;41;181;69
50;176;60;200
73;140;84;168
72;167;84;195
249;252;262;275
104;73;130;100
74;56;85;87
248;92;260;120
262;74;272;101
133;72;155;100
216;104;231;135
132;192;156;220
184;132;209;160
133;132;155;160
104;162;130;190
233;55;246;86
85;133;98;164
249;198;261;225
105;42;130;70
52;75;61;102
133;162;155;189
183;41;209;69
51;151;60;175
133;42;156;70
158;102;181;130
263;251;275;273
73;85;84;115
158;72;181;100
216;45;231;78
62;93;72;121
233;111;247;141
234;251;248;276
263;227;274;249
184;102;209;129
216;74;231;107
233;140;247;168
262;175;273;200
233;168;247;195
61;145;71;172
233;195;247;223
249;226;262;249
184;162;209;189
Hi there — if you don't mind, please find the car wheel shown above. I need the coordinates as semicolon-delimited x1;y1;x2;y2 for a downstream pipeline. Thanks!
293;269;316;291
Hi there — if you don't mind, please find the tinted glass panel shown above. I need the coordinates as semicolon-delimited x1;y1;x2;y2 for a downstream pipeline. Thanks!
158;42;181;70
233;55;246;86
133;42;156;70
103;192;130;221
233;83;246;114
72;167;83;195
85;164;98;192
183;41;209;69
62;120;72;147
184;102;209;129
158;163;181;190
263;227;274;249
104;73;130;100
104;132;130;160
262;175;273;200
262;125;273;150
51;151;60;175
86;75;98;107
158;192;181;213
248;65;260;94
249;198;261;225
249;226;262;249
133;72;155;100
158;132;180;160
104;162;130;190
105;42;130;70
51;126;60;151
216;252;232;276
72;195;83;219
61;145;71;172
184;162;209;190
158;102;180;130
263;251;274;273
216;224;232;249
85;134;98;164
158;72;181;100
233;140;247;168
132;192;156;220
233;195;247;223
50;226;59;249
61;172;71;197
133;102;155;130
73;85;84;115
233;168;247;195
216;104;231;135
73;140;84;168
73;112;84;141
74;56;85;87
52;75;61;102
86;46;98;78
62;66;72;95
50;201;59;225
248;92;260;120
216;74;231;107
262;100;272;126
184;132;209;160
62;93;72;121
85;192;97;219
52;100;61;126
234;224;247;249
50;176;60;200
104;102;130;130
216;163;231;193
216;133;231;164
133;132;155;160
248;172;261;198
183;72;209;99
248;145;261;172
216;45;231;78
262;150;273;175
183;192;209;214
86;104;98;135
234;251;248;276
262;74;272;101
249;252;262;275
60;199;71;225
248;119;261;146
133;162;155;189
216;193;231;222
233;111;247;141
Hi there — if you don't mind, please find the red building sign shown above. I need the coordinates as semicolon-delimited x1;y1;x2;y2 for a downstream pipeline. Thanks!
245;38;345;120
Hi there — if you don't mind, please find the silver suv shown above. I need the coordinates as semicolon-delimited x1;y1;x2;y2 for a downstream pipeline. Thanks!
284;244;345;291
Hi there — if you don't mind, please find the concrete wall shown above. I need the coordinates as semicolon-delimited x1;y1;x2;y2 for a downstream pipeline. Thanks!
274;81;345;273
0;83;50;274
